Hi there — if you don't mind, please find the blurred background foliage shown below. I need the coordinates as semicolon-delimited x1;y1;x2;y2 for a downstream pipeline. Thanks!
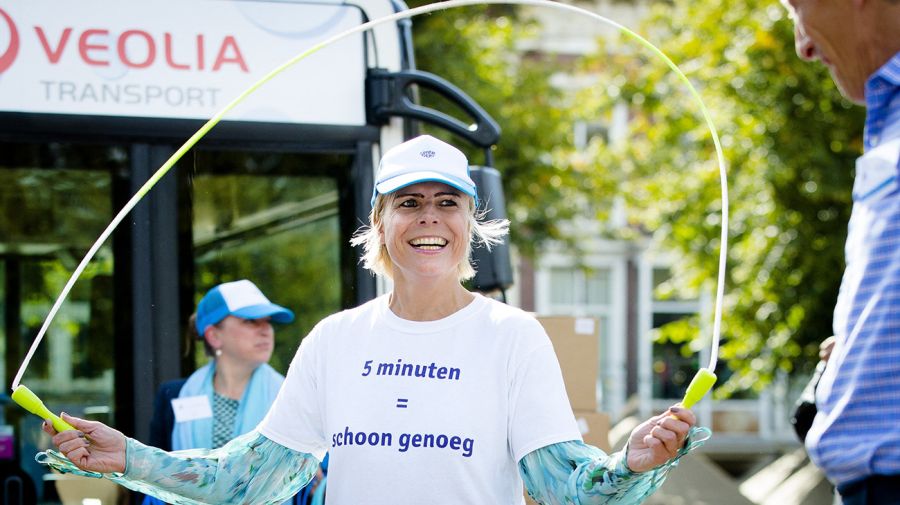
407;1;587;257
409;0;864;395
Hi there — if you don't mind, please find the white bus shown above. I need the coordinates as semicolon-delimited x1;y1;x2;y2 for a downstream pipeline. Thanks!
0;1;502;501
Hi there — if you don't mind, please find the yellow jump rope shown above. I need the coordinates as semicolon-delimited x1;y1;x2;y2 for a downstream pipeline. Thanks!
12;0;723;428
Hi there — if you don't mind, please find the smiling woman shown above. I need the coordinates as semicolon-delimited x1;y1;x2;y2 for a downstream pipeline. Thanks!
350;135;508;285
380;181;473;287
40;135;704;505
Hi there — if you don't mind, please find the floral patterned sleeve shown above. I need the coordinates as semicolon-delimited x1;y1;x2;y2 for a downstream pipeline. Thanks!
38;430;319;505
519;427;710;505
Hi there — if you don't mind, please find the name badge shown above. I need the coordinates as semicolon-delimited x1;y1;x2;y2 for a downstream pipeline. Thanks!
171;395;213;423
853;138;900;202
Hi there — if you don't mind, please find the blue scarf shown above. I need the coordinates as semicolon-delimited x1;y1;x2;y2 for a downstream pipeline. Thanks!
171;361;284;451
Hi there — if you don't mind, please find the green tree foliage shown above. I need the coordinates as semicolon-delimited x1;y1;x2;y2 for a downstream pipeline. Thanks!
575;0;864;393
407;1;587;256
406;0;864;393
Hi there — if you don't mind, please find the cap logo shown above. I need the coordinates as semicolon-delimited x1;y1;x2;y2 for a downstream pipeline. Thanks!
420;150;436;158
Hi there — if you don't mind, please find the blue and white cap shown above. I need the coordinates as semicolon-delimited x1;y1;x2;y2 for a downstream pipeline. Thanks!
372;135;477;205
195;279;294;335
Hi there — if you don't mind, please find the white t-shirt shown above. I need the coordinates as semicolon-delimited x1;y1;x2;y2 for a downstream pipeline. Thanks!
259;293;581;505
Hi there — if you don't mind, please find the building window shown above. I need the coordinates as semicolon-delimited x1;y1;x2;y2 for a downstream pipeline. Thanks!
574;121;610;149
547;267;611;340
542;263;620;412
1;141;124;499
187;149;351;372
650;267;700;400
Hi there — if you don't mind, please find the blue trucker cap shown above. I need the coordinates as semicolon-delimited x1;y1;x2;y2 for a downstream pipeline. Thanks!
195;279;294;336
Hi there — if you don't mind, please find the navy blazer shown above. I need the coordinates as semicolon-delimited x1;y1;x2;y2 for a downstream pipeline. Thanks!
148;378;187;452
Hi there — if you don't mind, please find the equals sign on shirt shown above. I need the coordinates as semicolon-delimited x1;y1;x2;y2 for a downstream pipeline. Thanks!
396;398;408;408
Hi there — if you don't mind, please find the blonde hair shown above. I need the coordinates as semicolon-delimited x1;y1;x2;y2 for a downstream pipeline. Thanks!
350;193;510;282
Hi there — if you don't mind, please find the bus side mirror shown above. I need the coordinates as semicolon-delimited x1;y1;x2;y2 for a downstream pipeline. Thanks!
366;68;501;148
469;166;514;293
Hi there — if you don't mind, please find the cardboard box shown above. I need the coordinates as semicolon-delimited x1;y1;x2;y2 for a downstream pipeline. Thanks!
574;410;612;453
45;471;124;505
525;317;605;505
712;409;759;434
537;316;599;412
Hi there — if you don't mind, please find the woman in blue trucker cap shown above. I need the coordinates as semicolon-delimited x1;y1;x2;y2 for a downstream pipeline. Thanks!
142;280;324;505
152;279;294;454
43;135;705;505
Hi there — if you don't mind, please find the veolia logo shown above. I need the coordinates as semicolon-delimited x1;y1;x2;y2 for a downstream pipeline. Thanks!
0;8;247;74
0;8;20;74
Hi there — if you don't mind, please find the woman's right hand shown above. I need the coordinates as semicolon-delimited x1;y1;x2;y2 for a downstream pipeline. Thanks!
42;413;127;474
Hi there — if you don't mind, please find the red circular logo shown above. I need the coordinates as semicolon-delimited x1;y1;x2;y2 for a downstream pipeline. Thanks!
0;8;20;74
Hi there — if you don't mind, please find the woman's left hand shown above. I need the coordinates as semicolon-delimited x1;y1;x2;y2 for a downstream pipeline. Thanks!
625;404;696;473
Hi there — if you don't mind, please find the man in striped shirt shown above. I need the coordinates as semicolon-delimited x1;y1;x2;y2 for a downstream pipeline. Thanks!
782;0;900;503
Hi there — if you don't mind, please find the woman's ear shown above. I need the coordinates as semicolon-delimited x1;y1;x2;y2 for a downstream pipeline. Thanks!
204;325;221;351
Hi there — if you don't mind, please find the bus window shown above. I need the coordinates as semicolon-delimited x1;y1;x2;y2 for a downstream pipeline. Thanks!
185;148;353;369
